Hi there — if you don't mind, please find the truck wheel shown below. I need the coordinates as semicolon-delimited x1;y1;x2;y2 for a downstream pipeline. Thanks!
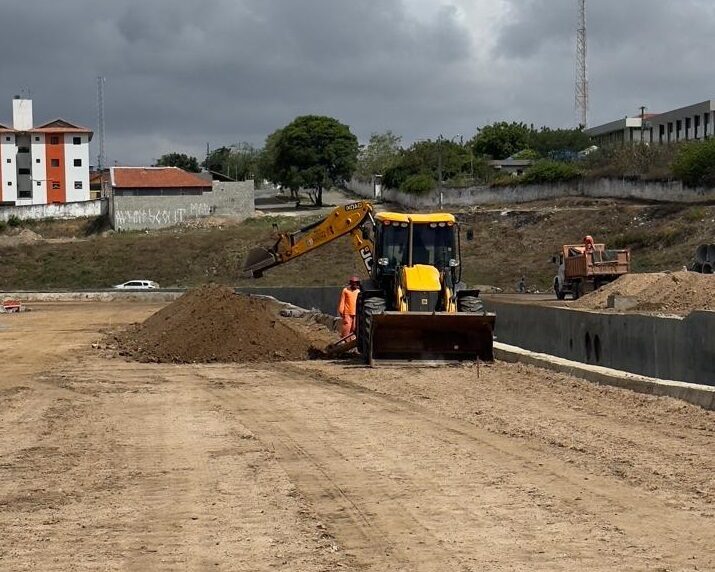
554;279;566;300
458;295;484;314
572;283;582;300
360;296;386;364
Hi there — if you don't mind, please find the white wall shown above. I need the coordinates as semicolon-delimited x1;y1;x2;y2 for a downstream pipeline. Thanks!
0;133;17;202
63;133;90;202
30;132;47;204
0;198;106;222
12;99;32;131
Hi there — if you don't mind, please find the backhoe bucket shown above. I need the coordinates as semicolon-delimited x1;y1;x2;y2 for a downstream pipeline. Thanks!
242;246;279;278
368;311;495;366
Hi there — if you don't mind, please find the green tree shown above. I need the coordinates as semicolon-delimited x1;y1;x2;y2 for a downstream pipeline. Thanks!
203;143;260;181
356;131;402;181
470;122;532;160
266;115;359;206
672;139;715;187
155;153;200;172
529;127;590;157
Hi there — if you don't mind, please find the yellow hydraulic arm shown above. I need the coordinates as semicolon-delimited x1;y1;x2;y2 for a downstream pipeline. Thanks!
242;202;375;278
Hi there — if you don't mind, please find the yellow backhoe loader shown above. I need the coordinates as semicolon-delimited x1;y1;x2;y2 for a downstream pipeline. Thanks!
242;201;495;365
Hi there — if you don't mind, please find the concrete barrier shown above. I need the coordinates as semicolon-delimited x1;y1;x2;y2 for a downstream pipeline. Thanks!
485;300;714;388
495;343;715;411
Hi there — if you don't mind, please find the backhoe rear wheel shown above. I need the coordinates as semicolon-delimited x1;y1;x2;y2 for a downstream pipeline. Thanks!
458;295;484;314
360;296;386;364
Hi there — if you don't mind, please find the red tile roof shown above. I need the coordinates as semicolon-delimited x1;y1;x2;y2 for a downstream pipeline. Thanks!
0;122;13;132
112;167;211;189
31;118;93;134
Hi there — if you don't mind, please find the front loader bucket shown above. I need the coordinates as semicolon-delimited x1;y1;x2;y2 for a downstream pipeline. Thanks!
242;246;279;278
368;311;496;366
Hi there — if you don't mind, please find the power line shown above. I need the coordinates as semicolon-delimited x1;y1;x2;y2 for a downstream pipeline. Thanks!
575;0;588;128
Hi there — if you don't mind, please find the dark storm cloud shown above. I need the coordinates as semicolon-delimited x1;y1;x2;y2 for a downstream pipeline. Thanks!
1;1;713;164
496;0;715;125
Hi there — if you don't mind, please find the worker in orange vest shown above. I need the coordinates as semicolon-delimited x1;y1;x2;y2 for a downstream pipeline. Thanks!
338;275;361;338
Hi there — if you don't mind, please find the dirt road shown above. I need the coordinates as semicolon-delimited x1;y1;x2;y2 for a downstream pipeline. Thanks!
1;303;713;570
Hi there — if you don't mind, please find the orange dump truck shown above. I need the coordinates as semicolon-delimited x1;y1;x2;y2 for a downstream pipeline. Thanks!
553;240;630;300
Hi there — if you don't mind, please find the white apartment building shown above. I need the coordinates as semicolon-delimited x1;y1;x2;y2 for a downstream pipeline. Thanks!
0;97;92;206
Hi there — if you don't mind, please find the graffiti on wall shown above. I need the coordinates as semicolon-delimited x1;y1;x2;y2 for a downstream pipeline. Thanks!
114;202;212;228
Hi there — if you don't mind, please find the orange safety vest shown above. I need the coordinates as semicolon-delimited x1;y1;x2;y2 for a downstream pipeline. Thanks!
338;287;359;316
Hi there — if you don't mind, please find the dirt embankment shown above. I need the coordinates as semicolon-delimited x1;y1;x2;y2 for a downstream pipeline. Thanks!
574;271;715;315
112;284;333;363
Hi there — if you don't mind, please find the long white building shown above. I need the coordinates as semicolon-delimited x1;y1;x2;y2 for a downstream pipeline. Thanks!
0;97;92;206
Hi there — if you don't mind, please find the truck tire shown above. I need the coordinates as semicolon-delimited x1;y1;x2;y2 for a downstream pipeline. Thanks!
359;296;386;364
572;282;582;300
458;295;484;314
554;279;566;300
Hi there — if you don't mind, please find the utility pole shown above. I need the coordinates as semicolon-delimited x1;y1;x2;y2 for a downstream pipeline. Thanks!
640;105;647;143
575;0;589;128
96;77;106;170
437;135;443;210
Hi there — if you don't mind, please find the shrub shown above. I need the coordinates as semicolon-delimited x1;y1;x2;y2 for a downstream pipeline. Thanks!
7;215;22;227
400;173;436;195
0;221;6;233
672;139;715;188
521;160;580;185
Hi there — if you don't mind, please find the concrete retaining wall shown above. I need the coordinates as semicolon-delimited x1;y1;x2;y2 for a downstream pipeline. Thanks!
485;300;714;387
348;178;715;209
0;199;107;222
110;181;255;231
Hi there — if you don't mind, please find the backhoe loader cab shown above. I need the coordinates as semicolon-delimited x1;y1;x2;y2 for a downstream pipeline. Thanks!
241;201;495;365
358;212;495;365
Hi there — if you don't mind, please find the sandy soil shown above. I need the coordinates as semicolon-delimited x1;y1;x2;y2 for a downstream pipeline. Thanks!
0;302;713;571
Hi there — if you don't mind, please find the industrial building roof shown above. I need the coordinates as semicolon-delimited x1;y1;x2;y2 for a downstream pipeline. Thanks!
111;167;212;189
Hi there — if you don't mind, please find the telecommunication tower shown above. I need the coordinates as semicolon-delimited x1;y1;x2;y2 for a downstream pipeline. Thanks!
575;0;588;128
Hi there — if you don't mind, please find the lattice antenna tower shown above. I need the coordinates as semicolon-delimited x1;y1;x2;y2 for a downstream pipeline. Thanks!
575;0;588;128
96;76;107;170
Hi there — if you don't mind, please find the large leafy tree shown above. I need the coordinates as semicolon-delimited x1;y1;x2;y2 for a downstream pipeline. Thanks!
266;115;359;206
155;153;200;172
356;131;402;181
470;122;532;160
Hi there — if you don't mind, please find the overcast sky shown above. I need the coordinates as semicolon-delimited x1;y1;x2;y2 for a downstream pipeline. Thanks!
1;0;713;165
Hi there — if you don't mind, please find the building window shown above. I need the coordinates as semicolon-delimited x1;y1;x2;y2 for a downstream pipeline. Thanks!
34;136;40;142
74;181;83;190
36;181;41;186
52;182;60;190
73;159;82;167
51;159;60;167
35;158;40;163
50;136;59;145
4;136;9;142
5;158;10;164
19;168;31;175
73;136;81;145
18;146;29;153
18;189;32;199
7;181;11;186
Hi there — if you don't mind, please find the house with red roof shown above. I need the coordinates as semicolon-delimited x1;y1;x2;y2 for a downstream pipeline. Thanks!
0;97;92;206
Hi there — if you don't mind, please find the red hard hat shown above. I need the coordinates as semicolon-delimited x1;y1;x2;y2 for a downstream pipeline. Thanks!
349;275;360;283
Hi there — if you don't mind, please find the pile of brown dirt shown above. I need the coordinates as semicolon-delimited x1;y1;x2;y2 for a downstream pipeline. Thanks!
113;284;333;363
574;271;715;315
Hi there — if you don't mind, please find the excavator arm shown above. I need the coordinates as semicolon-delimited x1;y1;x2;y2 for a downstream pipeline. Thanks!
242;202;375;278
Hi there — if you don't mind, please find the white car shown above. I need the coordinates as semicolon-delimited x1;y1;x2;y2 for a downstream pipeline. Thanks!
113;280;160;290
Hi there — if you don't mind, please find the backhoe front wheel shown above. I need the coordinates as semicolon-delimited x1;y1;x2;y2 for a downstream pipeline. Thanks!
359;296;386;364
457;295;484;314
